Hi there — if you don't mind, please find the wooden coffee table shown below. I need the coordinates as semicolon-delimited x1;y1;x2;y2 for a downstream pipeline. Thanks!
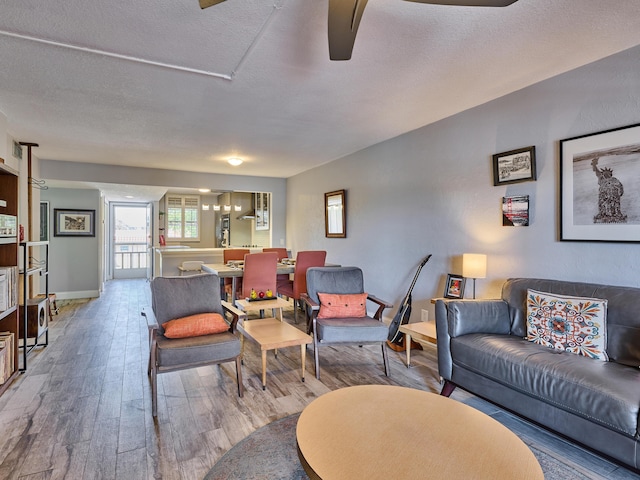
237;318;312;390
296;385;543;480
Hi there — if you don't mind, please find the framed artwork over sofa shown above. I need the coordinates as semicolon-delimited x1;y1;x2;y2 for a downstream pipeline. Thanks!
560;122;640;242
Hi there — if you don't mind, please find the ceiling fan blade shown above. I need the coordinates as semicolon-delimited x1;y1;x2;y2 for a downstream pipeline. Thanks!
405;0;518;6
199;0;227;9
328;0;369;61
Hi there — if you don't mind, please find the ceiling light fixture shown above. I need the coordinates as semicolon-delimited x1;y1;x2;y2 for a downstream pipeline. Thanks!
198;188;210;193
228;157;243;167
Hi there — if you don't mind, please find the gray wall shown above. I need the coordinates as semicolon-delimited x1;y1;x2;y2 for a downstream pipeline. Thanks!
41;188;101;299
287;44;640;323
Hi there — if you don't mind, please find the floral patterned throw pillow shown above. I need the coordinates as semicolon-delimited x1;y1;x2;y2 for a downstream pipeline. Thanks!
526;289;608;361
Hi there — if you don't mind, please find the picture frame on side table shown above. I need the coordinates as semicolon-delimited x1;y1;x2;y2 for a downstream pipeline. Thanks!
444;274;466;299
492;146;536;186
560;123;640;242
54;209;96;237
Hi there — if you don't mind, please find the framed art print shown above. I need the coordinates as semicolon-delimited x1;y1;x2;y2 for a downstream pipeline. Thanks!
492;146;536;186
40;201;49;241
560;123;640;242
54;209;96;237
503;195;529;226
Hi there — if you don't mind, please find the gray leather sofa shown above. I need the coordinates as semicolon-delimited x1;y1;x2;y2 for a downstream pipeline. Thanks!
435;278;640;470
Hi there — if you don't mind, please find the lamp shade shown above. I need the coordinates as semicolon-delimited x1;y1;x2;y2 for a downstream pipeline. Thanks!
462;253;487;279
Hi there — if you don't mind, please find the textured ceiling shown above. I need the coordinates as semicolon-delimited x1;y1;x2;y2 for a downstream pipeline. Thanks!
1;0;640;182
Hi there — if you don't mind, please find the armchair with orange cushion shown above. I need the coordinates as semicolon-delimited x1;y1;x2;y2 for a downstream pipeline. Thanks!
301;266;392;380
277;250;326;323
142;274;245;417
223;248;250;301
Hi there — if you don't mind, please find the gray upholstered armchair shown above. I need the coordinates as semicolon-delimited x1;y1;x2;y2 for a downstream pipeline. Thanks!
302;266;393;380
142;274;245;417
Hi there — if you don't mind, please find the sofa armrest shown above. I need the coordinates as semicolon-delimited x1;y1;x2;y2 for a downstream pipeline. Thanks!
435;299;510;381
443;300;511;337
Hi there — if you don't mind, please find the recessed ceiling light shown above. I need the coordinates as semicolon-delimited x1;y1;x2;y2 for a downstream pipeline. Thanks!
125;195;134;199
198;188;210;193
228;157;243;166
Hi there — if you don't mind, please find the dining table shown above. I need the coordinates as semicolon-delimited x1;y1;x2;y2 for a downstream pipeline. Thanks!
202;261;340;303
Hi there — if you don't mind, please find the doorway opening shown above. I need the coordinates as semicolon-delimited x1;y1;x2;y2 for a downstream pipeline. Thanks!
111;203;151;279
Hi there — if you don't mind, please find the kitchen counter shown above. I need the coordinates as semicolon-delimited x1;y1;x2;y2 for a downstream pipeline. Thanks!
153;246;265;278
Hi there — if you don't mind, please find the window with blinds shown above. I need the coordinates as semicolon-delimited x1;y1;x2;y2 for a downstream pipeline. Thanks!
166;195;200;241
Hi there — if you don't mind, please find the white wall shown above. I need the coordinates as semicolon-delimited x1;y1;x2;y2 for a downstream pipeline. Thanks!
287;44;640;323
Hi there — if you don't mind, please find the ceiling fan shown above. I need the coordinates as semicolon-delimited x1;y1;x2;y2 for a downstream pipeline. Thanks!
199;0;518;61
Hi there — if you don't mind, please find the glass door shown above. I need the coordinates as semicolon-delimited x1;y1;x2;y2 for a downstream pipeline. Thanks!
112;203;150;279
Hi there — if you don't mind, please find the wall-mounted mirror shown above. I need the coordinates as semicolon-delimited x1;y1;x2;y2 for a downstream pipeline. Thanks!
325;189;346;238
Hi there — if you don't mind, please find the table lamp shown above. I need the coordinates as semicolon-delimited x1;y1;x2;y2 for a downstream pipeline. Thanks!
462;253;487;299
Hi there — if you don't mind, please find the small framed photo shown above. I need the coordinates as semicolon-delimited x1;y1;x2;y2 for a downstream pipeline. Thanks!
54;209;96;237
444;274;466;299
492;146;536;186
560;123;640;242
502;195;529;226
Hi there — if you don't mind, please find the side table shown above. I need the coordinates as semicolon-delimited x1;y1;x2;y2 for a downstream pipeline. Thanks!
235;296;290;321
237;317;312;390
398;321;436;367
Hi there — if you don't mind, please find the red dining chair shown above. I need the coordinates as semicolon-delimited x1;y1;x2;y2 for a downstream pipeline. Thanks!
263;247;290;290
277;250;327;323
223;249;250;301
242;252;278;300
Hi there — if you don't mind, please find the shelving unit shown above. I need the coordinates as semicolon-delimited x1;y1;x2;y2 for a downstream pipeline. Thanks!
0;162;20;395
19;241;49;371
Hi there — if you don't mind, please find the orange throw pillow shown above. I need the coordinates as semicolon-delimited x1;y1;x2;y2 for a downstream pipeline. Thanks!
317;293;367;319
162;313;229;338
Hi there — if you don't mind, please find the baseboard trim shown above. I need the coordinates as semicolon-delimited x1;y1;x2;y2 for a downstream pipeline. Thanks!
48;290;100;301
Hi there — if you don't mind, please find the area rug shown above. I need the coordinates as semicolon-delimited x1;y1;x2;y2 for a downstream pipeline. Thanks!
204;410;631;480
204;414;308;480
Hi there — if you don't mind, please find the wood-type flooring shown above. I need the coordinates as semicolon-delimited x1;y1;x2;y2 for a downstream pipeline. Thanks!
0;278;636;479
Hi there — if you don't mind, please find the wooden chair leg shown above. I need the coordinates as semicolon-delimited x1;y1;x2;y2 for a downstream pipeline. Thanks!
381;342;390;377
440;380;457;397
150;365;158;417
313;333;321;380
236;356;244;397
